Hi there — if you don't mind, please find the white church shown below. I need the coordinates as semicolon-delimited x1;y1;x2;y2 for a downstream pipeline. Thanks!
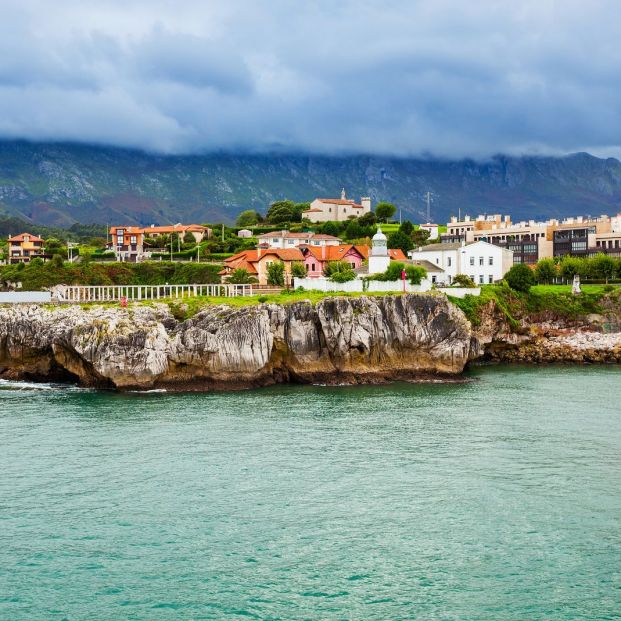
302;189;372;223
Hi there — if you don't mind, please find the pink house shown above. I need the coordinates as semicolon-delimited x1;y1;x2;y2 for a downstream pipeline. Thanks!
300;244;366;277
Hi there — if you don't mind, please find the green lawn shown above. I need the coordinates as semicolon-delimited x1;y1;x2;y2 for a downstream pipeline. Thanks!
531;284;621;295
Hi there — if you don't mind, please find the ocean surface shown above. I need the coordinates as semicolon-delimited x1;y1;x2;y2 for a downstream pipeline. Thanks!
1;365;620;620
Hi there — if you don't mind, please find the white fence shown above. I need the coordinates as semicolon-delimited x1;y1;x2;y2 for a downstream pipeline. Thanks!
293;277;432;293
52;283;253;303
0;291;52;304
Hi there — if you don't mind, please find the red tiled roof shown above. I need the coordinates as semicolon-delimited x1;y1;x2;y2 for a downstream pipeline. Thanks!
389;249;407;260
302;244;366;262
8;232;44;242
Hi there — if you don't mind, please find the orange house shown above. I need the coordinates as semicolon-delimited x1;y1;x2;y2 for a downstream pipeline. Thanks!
7;233;45;264
220;247;305;285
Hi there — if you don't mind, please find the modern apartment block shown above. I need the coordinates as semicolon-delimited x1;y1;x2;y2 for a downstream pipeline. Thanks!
443;213;621;263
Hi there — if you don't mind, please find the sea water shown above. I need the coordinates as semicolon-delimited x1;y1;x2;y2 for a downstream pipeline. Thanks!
1;366;620;620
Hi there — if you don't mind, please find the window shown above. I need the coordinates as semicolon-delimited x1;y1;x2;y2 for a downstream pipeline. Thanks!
447;257;452;267
436;258;440;265
311;263;316;271
513;256;523;263
488;257;494;265
488;275;494;284
130;236;137;244
272;238;279;243
479;275;484;284
479;257;484;266
469;256;475;266
350;262;356;269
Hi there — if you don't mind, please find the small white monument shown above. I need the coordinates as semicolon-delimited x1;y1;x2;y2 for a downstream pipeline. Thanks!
572;274;582;295
368;226;390;274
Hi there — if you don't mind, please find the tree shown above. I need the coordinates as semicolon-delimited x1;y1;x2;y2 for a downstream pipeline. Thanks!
375;202;396;223
589;253;616;283
559;256;587;282
291;262;307;278
452;274;476;288
236;210;261;227
405;265;427;285
345;219;364;240
266;261;285;286
183;231;196;245
44;237;66;257
228;268;258;284
411;229;431;247
387;230;413;255
266;200;296;224
358;211;377;227
534;258;557;284
399;220;414;236
505;263;536;292
51;254;64;269
320;221;340;237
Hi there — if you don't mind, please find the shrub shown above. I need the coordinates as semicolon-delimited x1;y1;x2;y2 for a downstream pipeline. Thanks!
330;270;356;283
505;263;536;292
51;254;64;268
452;274;476;288
257;295;268;303
405;265;427;285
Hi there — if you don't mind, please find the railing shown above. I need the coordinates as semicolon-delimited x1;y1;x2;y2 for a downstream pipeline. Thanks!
53;283;253;303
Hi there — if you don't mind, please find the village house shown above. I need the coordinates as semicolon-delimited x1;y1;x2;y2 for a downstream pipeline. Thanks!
108;224;211;261
220;247;305;286
302;189;371;223
409;240;513;285
7;233;46;264
257;231;342;248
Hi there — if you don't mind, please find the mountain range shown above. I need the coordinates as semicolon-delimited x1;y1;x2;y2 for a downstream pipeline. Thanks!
1;141;621;228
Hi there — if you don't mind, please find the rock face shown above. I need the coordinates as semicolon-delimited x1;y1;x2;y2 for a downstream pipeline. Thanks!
0;294;473;390
470;297;621;364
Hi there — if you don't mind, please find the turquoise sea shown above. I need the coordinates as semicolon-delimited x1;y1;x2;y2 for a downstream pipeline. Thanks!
1;365;620;620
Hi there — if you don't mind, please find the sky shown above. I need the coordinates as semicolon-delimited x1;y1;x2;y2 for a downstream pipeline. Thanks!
0;0;620;159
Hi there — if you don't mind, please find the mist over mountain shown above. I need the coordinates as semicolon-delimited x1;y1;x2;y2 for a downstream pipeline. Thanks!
1;141;621;228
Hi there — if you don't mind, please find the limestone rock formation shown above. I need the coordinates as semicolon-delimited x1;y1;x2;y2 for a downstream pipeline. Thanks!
0;294;473;390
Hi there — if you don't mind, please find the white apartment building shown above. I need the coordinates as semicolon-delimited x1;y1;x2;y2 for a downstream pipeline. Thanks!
409;240;513;285
256;231;342;249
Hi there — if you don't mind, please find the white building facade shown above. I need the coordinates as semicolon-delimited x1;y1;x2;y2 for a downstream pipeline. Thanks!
257;231;342;249
302;189;371;223
409;240;513;285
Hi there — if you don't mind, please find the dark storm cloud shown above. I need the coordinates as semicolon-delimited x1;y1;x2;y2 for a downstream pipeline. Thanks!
0;0;620;157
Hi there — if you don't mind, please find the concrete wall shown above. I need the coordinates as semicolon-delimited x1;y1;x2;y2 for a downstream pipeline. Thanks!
0;291;52;303
436;287;481;298
293;277;432;293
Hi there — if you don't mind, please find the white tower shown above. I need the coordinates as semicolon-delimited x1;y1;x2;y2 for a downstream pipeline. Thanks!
341;188;347;200
368;226;390;274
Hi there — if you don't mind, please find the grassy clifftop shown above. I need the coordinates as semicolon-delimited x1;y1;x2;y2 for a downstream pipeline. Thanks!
449;284;621;329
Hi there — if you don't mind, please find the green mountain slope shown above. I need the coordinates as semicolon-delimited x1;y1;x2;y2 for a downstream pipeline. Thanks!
1;141;620;227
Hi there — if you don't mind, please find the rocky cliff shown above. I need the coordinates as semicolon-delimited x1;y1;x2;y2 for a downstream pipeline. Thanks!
469;296;621;364
0;294;473;390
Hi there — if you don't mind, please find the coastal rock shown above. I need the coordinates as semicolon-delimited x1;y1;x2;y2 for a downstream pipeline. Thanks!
0;294;473;390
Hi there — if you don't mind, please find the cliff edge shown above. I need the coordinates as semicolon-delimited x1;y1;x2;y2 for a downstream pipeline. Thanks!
0;294;473;390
